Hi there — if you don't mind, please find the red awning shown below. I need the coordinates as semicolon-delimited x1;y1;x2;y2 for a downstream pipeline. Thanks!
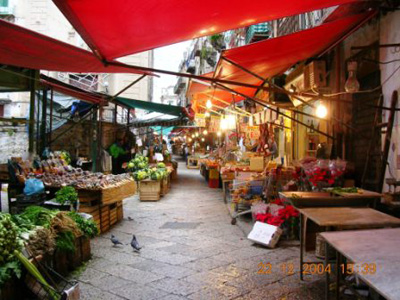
214;11;374;97
40;75;106;104
0;19;150;75
53;0;360;60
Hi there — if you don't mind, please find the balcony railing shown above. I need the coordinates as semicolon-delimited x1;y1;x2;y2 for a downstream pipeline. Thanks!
245;23;270;44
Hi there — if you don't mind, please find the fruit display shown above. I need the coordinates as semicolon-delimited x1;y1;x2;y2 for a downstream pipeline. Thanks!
127;155;149;171
41;171;133;190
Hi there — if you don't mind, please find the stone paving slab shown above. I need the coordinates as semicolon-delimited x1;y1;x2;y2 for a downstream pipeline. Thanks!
76;160;325;299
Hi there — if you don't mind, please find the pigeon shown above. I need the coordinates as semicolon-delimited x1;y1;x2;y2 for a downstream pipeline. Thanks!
129;235;142;251
110;234;123;247
128;216;134;221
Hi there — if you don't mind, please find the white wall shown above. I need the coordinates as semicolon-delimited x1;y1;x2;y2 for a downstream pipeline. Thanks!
380;10;400;192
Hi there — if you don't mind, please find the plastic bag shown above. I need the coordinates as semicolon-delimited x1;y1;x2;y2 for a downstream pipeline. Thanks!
24;179;45;196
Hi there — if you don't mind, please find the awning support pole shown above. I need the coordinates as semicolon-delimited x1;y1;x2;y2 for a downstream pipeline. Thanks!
28;70;36;153
107;60;282;93
40;88;48;154
111;74;147;100
49;88;54;150
49;109;94;145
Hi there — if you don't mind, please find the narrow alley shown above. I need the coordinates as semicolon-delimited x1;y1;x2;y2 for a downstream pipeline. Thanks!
77;161;325;300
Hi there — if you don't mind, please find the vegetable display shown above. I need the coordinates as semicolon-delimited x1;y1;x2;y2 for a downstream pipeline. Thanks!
67;212;98;238
55;186;78;206
127;155;149;172
0;214;21;265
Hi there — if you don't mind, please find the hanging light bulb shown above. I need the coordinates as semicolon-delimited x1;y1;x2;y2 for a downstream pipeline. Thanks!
316;103;328;118
205;111;210;118
203;129;208;135
226;114;236;129
191;134;195;138
188;138;192;142
220;116;227;131
201;138;205;142
217;131;222;137
206;99;212;109
195;132;199;137
344;61;360;93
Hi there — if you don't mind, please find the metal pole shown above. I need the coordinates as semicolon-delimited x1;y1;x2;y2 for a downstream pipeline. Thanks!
107;60;282;93
49;88;54;149
28;70;36;154
49;110;94;145
36;90;41;154
111;74;147;99
91;107;99;172
40;88;48;154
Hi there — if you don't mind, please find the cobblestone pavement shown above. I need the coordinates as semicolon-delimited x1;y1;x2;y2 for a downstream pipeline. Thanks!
77;161;325;299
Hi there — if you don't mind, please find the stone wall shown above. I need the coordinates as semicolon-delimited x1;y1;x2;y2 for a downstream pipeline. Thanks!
0;125;29;163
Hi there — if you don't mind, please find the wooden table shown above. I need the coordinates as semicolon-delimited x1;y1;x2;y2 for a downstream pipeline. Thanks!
279;190;382;208
298;207;400;281
321;228;400;300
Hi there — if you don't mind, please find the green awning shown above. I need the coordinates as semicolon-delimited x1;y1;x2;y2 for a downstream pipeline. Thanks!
151;126;174;135
115;97;184;117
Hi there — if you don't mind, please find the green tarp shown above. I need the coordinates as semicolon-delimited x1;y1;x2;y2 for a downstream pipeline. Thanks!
151;126;174;135
115;97;184;117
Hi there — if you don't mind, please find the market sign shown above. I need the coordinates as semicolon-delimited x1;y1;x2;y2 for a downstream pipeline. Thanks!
209;116;220;133
195;113;206;127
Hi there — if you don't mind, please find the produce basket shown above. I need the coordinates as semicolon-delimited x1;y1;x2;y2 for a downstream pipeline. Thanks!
25;253;80;300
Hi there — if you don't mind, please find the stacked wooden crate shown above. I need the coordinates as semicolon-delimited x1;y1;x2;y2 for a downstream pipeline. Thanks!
77;180;135;233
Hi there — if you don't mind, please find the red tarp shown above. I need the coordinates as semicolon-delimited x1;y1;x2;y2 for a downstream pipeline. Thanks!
0;19;150;75
40;75;106;104
214;11;374;97
53;0;360;60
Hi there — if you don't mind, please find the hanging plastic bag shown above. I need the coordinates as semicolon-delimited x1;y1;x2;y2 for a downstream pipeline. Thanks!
23;179;45;196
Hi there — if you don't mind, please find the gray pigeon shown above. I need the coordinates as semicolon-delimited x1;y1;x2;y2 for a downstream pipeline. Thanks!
130;235;142;251
111;234;123;246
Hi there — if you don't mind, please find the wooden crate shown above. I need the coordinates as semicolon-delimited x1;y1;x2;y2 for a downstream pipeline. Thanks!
140;192;160;201
120;181;136;198
80;236;91;262
101;185;122;204
100;205;110;232
117;201;123;221
109;202;118;225
160;177;169;196
77;189;101;204
139;180;161;201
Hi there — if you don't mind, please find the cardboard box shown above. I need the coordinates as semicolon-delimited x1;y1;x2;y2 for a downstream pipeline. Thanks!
247;221;282;248
250;156;265;171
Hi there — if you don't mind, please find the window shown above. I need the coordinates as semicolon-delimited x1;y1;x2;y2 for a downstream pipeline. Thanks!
0;105;4;117
0;0;8;7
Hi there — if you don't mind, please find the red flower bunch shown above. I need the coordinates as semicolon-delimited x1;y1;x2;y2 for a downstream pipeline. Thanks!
255;213;284;226
278;205;299;219
305;167;337;187
255;202;299;228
